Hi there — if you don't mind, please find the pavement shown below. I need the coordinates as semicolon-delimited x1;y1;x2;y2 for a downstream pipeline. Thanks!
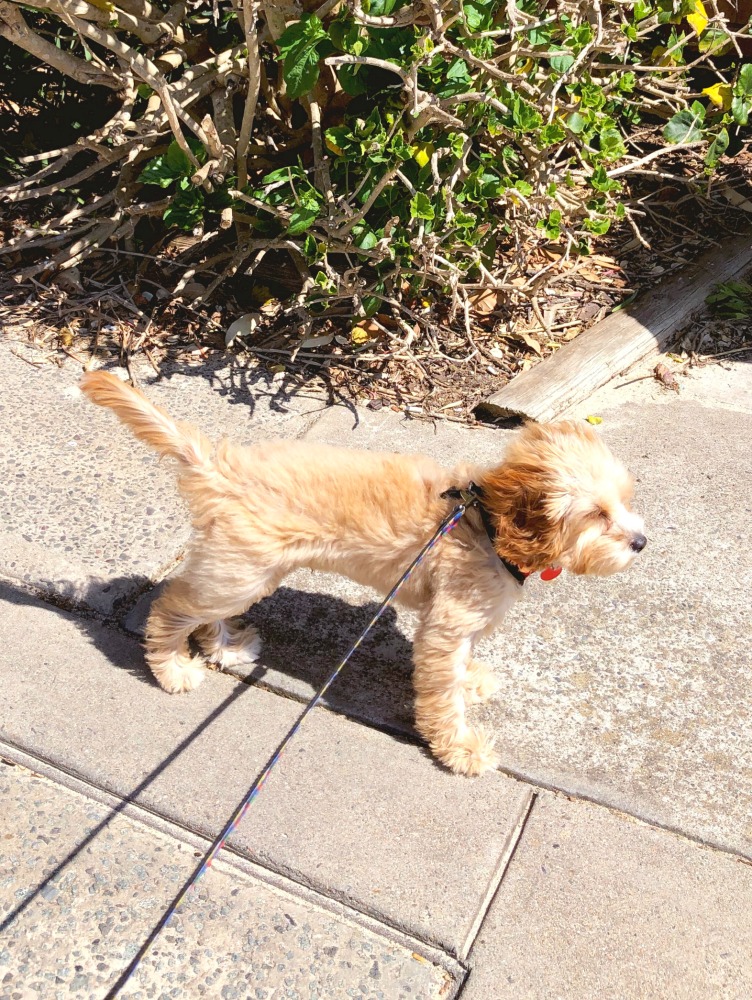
1;333;751;1000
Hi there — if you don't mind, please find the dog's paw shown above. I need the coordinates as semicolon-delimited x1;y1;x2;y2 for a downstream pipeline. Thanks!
464;659;501;704
196;619;262;669
434;726;499;777
148;653;206;693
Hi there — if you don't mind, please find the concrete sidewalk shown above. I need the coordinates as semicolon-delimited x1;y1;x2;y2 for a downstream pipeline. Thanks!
1;336;751;999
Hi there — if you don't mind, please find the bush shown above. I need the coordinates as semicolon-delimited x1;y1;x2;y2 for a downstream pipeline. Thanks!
1;0;751;336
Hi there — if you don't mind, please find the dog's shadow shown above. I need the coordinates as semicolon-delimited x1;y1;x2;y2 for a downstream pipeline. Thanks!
45;573;418;734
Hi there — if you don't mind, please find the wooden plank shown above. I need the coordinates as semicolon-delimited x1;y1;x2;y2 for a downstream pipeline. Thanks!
481;230;752;423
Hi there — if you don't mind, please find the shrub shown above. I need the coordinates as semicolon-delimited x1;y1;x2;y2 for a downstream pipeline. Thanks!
1;0;751;335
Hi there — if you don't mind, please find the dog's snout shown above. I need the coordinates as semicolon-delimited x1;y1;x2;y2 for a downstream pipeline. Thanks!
630;533;647;553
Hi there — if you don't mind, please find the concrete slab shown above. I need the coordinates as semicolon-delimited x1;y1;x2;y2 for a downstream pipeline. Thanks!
0;343;329;613
0;758;458;999
464;791;752;1000
0;583;533;958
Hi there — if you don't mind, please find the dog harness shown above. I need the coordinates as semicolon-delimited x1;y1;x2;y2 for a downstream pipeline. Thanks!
441;482;562;586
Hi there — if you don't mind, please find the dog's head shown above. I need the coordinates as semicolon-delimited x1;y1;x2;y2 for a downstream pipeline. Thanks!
480;420;646;577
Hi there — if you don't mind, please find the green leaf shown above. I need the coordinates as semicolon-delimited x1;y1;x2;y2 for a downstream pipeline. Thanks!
165;141;192;175
590;165;621;192
261;165;306;185
732;94;751;126
598;127;626;160
410;192;435;220
537;208;562;240
514;179;533;196
138;156;176;188
511;95;542;132
336;62;368;96
277;15;326;56
619;72;637;93
163;180;205;230
463;0;494;32
526;23;553;45
540;122;565;146
583;215;611;235
663;104;705;143
283;39;321;99
287;205;319;235
566;111;587;134
549;50;575;74
705;126;729;167
738;63;752;96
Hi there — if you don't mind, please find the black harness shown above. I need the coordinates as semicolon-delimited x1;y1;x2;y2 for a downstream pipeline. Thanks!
440;482;528;586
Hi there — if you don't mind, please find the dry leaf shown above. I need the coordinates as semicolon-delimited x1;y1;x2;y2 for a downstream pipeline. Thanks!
585;415;603;425
654;363;679;392
514;331;542;355
351;326;370;344
299;333;334;349
489;345;505;359
225;313;260;346
468;288;499;315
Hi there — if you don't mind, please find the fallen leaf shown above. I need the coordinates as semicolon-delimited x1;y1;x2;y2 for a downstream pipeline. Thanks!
268;363;286;374
514;331;542;355
351;325;370;344
225;313;260;346
585;415;603;425
489;345;505;359
468;288;499;315
654;363;680;392
299;333;334;349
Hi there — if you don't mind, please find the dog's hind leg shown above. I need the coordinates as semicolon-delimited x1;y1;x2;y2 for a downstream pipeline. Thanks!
194;617;262;669
145;568;279;692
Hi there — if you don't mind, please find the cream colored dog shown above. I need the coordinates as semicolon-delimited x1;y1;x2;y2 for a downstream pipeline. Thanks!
81;371;646;777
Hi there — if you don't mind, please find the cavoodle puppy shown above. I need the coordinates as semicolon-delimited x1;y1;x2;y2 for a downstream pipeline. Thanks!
81;371;646;777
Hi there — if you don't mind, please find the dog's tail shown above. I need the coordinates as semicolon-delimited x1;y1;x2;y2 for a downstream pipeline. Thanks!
80;371;212;469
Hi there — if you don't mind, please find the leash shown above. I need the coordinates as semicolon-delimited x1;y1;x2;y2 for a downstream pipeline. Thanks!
104;496;471;998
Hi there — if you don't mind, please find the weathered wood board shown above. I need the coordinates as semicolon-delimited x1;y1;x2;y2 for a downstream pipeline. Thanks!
481;231;752;423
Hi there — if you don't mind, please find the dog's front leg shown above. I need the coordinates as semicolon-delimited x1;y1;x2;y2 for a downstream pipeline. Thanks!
412;606;499;777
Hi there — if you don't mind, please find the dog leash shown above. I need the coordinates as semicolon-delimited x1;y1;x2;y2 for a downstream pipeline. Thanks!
104;495;472;998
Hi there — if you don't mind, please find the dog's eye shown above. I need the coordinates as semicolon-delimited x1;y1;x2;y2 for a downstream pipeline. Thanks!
596;509;612;529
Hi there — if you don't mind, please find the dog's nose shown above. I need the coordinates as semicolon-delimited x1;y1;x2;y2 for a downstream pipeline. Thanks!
630;533;647;553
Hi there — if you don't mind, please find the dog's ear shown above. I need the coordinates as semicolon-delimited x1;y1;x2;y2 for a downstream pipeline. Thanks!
480;465;565;571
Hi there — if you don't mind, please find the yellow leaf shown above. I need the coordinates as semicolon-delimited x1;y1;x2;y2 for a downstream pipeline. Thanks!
585;415;603;425
410;142;435;168
351;325;369;344
325;136;344;156
702;82;732;110
686;0;708;35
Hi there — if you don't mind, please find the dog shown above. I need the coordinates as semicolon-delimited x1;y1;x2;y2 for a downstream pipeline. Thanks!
81;371;646;777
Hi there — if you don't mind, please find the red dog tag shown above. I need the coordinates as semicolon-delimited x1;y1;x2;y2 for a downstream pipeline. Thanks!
540;566;562;581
